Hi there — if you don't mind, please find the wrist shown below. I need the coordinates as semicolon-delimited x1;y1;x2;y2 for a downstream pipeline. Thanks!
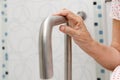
78;39;99;53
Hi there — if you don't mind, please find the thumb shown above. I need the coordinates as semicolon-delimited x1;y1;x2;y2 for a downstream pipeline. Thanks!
59;25;77;37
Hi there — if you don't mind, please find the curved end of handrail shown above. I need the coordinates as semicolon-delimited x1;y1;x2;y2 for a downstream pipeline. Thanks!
39;16;67;79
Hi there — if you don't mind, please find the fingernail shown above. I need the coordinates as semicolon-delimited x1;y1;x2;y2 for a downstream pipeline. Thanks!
60;26;65;31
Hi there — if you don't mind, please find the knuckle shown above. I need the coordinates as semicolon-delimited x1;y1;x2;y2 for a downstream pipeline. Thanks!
65;10;74;15
77;15;84;22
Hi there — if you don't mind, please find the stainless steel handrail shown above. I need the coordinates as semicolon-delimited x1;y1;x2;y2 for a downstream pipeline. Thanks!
105;0;112;3
39;16;72;80
39;12;86;80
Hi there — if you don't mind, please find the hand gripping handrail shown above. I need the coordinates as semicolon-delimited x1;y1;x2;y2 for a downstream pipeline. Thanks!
39;12;86;80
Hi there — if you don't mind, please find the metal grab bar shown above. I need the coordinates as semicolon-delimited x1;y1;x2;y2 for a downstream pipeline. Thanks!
105;0;112;3
39;12;86;80
39;16;72;80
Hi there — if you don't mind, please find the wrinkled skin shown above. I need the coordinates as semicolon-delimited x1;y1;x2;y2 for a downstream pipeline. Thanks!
54;9;120;71
54;9;94;48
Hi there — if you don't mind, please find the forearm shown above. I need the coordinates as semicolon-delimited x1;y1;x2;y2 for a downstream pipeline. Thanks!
54;9;120;71
79;40;120;71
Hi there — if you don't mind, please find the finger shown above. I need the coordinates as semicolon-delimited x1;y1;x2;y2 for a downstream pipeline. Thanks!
73;26;81;30
54;9;76;20
54;9;83;26
53;8;69;16
59;25;77;37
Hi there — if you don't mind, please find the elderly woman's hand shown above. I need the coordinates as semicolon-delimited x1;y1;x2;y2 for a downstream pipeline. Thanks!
54;9;120;71
54;9;94;48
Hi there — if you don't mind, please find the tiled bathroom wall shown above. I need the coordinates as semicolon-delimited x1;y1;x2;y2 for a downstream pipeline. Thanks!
0;0;9;80
93;1;112;80
0;0;112;80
